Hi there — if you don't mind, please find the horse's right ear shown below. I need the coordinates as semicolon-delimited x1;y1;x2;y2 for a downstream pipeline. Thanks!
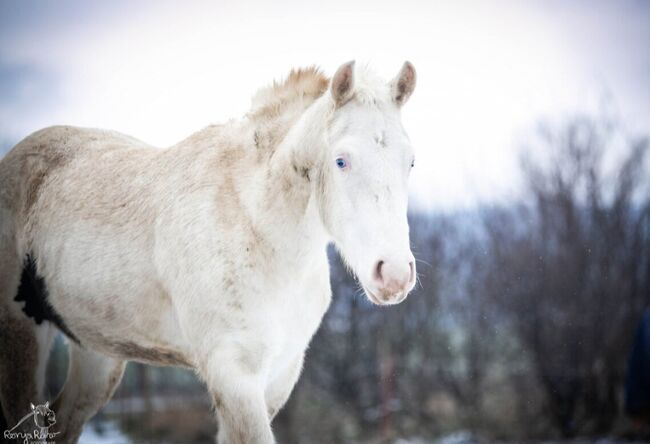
30;403;35;411
391;61;416;107
331;61;355;107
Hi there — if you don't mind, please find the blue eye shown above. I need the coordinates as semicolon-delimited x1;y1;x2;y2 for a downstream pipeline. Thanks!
335;157;347;169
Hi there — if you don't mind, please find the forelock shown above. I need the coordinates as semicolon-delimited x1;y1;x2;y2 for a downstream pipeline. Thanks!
350;64;392;107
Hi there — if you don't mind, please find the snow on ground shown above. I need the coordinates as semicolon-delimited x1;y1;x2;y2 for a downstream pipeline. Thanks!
77;423;644;444
79;421;130;444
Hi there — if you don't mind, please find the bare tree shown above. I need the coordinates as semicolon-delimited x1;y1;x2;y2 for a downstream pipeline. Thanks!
476;116;650;437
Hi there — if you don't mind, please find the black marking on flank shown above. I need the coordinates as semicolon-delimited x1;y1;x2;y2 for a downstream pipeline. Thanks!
14;254;81;344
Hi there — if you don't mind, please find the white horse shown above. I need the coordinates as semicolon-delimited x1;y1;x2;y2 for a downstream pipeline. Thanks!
0;60;417;443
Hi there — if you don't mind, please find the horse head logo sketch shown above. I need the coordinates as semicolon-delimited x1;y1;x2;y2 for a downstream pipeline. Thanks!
31;402;56;429
6;401;56;434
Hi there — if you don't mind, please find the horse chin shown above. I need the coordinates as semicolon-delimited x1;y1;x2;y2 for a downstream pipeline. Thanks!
364;287;384;305
363;286;407;306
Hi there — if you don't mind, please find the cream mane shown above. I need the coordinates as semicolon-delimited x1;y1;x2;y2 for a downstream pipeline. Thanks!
247;67;329;152
246;64;391;153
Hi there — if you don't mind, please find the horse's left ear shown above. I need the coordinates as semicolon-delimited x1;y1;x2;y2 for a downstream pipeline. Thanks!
44;401;49;408
331;60;356;107
391;61;416;107
30;403;35;411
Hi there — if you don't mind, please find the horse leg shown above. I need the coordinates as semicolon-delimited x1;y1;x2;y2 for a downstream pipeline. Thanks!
204;352;275;444
0;215;57;432
265;352;304;421
0;310;56;434
51;344;125;443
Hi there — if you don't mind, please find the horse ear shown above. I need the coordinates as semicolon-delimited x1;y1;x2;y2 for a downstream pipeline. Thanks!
44;401;49;408
30;403;35;411
331;60;355;107
391;61;416;107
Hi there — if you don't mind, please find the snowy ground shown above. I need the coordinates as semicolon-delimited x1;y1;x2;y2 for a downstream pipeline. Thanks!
78;425;646;444
79;421;131;444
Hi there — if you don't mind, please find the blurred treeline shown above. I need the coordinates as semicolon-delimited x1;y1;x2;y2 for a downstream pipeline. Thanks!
46;115;650;443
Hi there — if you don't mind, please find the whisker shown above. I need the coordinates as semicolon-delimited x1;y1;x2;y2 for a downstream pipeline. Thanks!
414;258;433;269
353;281;365;298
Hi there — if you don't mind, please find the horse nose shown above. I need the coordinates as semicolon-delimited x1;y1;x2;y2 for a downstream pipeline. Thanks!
372;259;415;301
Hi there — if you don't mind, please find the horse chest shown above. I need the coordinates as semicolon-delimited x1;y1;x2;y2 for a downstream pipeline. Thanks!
257;267;332;365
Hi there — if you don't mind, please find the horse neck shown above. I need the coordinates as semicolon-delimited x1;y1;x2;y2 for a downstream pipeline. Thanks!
252;96;333;260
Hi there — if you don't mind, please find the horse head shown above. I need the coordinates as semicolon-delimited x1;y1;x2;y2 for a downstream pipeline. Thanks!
318;61;418;305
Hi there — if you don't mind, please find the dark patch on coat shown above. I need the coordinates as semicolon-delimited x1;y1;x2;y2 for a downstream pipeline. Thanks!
291;162;310;182
212;392;223;410
253;131;261;149
110;341;191;368
14;254;80;344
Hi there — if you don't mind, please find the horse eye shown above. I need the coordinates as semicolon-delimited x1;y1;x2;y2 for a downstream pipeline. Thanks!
335;157;347;169
410;159;415;168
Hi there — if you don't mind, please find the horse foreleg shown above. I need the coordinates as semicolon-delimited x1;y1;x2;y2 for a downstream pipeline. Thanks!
264;352;304;421
204;352;275;444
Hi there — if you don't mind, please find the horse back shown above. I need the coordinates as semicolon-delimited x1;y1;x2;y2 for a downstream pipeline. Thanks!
0;125;156;225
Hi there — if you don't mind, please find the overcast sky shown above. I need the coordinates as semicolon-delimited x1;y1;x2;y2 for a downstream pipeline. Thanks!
1;0;649;209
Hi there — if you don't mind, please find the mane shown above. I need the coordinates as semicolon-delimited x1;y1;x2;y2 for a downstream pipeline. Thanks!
245;64;390;153
247;67;329;152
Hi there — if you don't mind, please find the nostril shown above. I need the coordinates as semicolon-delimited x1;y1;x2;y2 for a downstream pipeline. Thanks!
408;261;415;284
374;260;385;283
